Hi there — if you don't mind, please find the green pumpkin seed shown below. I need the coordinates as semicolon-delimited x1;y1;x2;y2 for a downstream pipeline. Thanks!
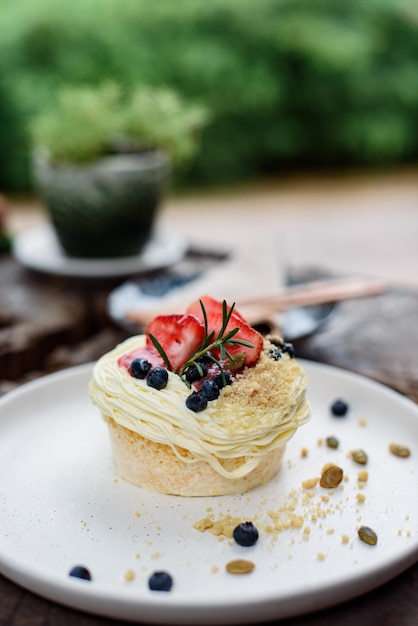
351;449;368;465
326;436;339;449
358;525;378;546
320;464;343;488
389;443;410;458
225;559;255;575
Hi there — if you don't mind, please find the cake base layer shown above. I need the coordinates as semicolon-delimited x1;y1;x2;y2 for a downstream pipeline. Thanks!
106;417;285;496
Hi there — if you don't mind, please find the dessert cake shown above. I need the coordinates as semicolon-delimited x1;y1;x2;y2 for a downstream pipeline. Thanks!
89;296;310;496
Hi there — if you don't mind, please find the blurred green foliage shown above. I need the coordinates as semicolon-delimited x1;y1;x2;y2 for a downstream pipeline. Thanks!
31;83;209;166
0;0;418;190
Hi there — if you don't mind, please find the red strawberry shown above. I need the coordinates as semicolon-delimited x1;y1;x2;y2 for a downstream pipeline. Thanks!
204;311;263;367
186;295;246;324
145;314;205;372
186;296;262;367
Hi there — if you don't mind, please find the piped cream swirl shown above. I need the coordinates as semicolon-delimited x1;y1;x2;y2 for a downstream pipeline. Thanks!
89;335;310;478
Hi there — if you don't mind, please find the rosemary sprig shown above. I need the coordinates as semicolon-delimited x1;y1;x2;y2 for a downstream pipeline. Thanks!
148;334;172;370
148;299;254;386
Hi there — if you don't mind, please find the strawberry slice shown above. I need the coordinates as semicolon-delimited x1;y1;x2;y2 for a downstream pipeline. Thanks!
204;311;263;368
145;314;205;372
186;296;263;367
186;295;246;323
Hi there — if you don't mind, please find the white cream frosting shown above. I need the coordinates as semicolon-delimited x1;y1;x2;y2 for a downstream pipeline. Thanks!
89;335;310;478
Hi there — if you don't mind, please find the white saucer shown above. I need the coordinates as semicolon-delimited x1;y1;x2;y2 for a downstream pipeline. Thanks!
0;361;417;624
12;223;188;278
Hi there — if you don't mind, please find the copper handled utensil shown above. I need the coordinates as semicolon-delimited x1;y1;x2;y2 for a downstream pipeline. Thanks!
126;276;387;332
234;277;387;330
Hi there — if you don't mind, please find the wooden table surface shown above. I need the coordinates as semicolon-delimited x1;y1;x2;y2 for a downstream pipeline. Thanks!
0;253;417;626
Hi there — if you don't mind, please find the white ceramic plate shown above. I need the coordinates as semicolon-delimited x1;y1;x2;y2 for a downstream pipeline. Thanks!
0;362;417;624
12;223;188;278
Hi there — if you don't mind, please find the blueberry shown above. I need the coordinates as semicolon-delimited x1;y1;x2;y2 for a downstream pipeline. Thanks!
186;391;208;412
200;379;220;401
69;565;91;581
197;353;214;364
185;361;208;383
268;347;282;361
281;342;295;358
148;570;173;591
146;367;168;390
331;399;349;417
213;371;232;388
233;522;259;547
130;358;151;379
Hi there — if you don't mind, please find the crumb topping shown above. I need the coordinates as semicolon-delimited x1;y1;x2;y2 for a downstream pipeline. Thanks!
218;343;305;413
